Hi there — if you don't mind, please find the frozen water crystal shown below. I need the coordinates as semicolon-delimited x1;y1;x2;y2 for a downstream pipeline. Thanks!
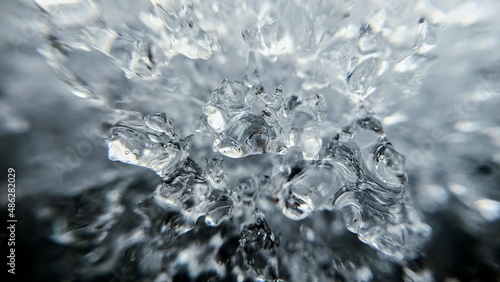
108;113;190;177
35;0;220;94
271;114;430;259
27;0;500;280
357;23;384;54
151;0;221;59
199;77;327;159
106;109;430;262
108;113;238;228
100;109;429;280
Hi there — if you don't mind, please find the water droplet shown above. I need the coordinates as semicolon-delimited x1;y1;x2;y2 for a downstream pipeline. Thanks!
280;190;314;220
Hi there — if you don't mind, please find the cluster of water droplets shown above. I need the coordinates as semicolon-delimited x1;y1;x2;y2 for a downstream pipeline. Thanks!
197;58;327;160
26;0;462;280
35;0;221;98
104;98;431;265
265;113;429;260
31;101;431;280
108;112;237;227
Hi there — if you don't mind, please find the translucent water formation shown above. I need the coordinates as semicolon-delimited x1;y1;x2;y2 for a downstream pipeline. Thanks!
151;0;221;59
106;112;429;263
35;0;220;88
108;113;236;226
25;0;500;281
108;112;189;177
269;114;430;259
198;77;327;159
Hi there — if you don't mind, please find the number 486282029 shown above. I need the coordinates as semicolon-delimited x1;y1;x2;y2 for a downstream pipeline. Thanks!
7;168;15;217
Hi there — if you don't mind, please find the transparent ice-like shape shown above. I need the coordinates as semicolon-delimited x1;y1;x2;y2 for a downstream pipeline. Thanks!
151;0;221;59
35;0;220;101
108;113;189;177
270;115;430;259
198;76;327;160
30;0;500;280
107;110;429;262
108;113;238;230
